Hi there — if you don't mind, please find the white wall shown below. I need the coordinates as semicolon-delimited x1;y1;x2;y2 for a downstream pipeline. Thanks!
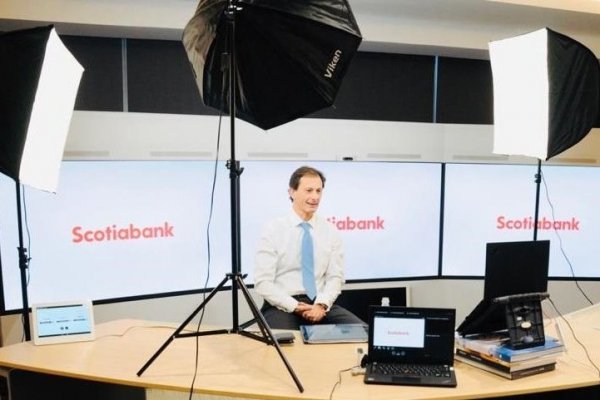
1;110;599;345
62;110;600;164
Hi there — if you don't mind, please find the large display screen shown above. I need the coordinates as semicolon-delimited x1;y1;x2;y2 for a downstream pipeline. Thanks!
443;163;600;278
241;161;442;282
0;161;231;312
0;160;442;312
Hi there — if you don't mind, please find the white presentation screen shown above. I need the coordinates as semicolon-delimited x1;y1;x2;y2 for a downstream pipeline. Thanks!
241;161;442;282
443;163;600;278
0;161;232;312
0;160;441;312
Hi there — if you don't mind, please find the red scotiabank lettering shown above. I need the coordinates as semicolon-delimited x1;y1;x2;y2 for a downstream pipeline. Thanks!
496;216;580;231
72;222;175;243
327;216;385;230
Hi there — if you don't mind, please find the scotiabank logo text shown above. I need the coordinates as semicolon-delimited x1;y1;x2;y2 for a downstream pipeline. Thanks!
72;222;175;243
327;216;385;230
496;216;580;231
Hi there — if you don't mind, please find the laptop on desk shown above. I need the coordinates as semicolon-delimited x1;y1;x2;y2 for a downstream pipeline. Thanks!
363;306;457;388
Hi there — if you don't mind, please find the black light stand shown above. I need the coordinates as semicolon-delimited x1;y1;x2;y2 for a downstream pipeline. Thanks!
137;3;303;392
492;158;547;350
532;159;542;241
1;25;84;343
15;180;31;341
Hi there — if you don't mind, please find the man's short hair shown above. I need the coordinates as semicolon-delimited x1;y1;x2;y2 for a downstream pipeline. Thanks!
289;166;326;190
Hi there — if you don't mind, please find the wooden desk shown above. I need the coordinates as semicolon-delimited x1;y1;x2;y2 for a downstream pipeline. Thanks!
0;305;598;400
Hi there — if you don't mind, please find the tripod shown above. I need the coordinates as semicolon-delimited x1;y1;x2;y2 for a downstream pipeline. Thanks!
137;4;303;392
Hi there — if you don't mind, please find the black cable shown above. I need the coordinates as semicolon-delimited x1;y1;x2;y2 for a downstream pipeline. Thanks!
547;297;600;378
541;172;594;305
188;111;224;400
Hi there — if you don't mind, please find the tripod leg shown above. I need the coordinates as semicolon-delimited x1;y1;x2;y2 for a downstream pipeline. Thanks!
137;275;231;376
235;276;304;393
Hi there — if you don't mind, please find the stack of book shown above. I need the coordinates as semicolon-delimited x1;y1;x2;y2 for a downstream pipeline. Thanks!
455;332;565;379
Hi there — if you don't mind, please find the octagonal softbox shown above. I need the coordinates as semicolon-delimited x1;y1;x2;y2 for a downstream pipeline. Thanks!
183;0;362;130
490;28;600;160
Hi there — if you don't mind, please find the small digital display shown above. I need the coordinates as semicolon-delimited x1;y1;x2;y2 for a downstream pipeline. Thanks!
36;304;92;338
31;300;95;345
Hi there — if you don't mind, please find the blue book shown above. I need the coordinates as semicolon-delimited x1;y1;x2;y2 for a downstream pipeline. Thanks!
456;333;564;363
493;337;564;362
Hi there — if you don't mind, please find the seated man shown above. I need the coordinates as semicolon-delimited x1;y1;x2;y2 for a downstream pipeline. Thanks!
254;165;364;330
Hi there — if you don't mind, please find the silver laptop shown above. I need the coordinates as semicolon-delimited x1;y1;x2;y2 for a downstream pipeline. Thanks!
364;306;457;387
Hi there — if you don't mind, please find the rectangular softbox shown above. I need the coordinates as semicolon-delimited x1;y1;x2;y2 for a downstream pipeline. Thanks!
0;25;83;192
490;28;600;160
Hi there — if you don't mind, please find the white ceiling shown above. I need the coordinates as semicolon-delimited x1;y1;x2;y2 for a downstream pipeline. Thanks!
2;0;600;59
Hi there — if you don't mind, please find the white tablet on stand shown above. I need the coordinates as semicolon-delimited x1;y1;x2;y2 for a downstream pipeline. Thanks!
30;300;95;345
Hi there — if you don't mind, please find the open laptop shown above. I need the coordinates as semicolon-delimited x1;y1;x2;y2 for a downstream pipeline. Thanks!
456;240;550;336
364;306;457;387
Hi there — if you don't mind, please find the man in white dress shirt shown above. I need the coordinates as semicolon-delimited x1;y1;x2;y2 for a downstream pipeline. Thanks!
254;166;364;329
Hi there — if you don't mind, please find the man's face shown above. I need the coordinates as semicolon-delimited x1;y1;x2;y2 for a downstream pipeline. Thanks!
289;174;323;220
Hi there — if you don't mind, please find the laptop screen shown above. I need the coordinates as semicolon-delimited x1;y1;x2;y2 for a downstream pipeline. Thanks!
484;240;550;299
368;306;456;365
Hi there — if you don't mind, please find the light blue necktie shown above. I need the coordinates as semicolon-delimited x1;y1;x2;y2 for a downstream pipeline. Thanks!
300;222;317;299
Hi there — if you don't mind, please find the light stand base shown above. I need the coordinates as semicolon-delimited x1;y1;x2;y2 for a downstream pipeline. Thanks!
136;273;304;393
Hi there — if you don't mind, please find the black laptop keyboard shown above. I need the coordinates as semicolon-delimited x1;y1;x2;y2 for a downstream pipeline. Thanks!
371;362;452;377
